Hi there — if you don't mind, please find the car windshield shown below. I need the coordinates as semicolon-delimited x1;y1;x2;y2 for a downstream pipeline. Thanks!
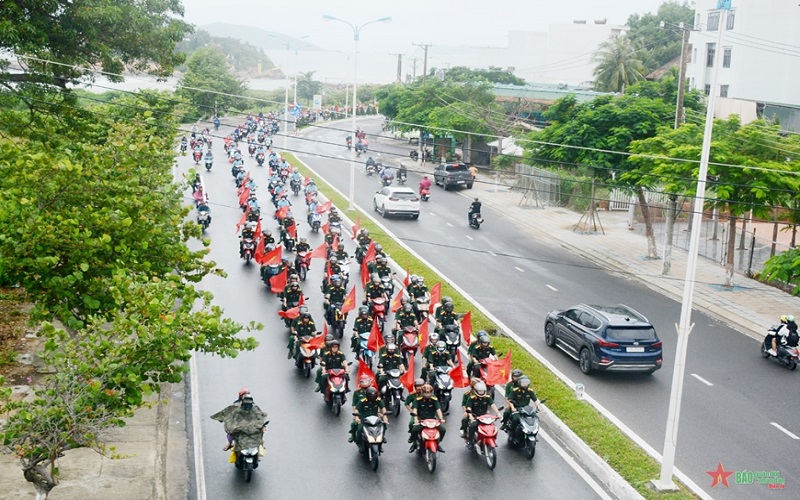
606;327;657;341
392;192;417;200
446;164;467;172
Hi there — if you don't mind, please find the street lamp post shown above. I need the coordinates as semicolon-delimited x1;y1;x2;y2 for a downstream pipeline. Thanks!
323;14;392;211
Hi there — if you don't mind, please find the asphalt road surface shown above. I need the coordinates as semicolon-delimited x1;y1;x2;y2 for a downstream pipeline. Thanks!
179;127;607;499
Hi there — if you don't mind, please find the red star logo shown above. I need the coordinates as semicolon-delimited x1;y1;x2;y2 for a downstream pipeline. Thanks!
706;462;734;488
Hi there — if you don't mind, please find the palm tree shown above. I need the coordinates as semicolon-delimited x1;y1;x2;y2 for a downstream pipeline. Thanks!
592;35;647;94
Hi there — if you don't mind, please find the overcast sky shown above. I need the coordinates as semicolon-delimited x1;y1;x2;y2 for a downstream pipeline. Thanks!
180;0;678;54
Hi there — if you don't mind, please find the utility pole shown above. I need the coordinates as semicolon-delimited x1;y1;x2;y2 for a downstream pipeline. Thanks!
410;57;418;81
389;53;403;83
675;24;690;128
413;43;431;81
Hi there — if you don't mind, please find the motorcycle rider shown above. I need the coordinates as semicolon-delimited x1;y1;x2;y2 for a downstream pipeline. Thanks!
356;228;372;249
424;340;455;385
421;332;440;363
408;275;430;319
394;302;419;333
501;369;525;429
467;331;498;378
504;376;542;433
435;301;459;334
352;306;374;353
328;207;342;225
349;387;388;444
280;212;296;243
317;339;349;393
333;243;349;264
204;148;214;164
322;257;343;294
459;378;482;438
464;382;500;448
196;201;212;225
468;197;482;224
380;165;395;185
287;309;314;359
214;393;268;452
419;175;432;193
398;163;408;182
768;315;796;356
239;222;257;258
363;273;389;309
405;378;426;434
369;255;392;278
180;136;188;152
377;343;406;391
324;275;347;325
365;155;376;172
408;384;446;453
295;237;311;267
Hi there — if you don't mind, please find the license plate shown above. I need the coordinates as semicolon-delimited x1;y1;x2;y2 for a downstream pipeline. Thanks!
457;180;464;184
627;347;645;353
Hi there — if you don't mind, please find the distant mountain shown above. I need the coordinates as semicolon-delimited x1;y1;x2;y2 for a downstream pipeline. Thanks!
202;23;320;51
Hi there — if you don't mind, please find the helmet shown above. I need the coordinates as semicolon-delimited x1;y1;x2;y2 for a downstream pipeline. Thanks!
386;343;397;353
338;244;345;251
429;332;440;344
329;339;341;348
442;296;453;305
241;395;255;411
290;282;299;289
474;197;480;202
788;315;795;323
329;256;338;265
358;306;369;316
281;258;290;265
366;387;378;401
480;335;491;346
325;334;334;344
300;237;307;244
421;384;434;398
414;378;425;389
474;382;487;396
518;376;531;390
377;255;386;264
359;376;372;388
410;275;419;285
301;312;311;320
375;244;383;253
308;178;315;184
238;388;250;399
403;303;413;313
371;273;380;283
418;276;425;285
780;315;788;323
436;341;446;353
443;302;454;313
330;275;341;285
289;273;299;281
511;369;524;381
470;377;482;388
298;306;309;315
362;229;369;237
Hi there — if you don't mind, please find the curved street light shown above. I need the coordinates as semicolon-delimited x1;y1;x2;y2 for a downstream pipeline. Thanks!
323;15;392;211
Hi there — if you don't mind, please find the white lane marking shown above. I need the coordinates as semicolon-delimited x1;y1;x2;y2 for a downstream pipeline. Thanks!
546;284;558;291
691;373;713;386
190;355;207;500
429;212;436;216
488;251;497;257
540;429;615;500
337;155;344;159
771;422;800;440
514;266;525;272
446;222;453;227
465;235;473;241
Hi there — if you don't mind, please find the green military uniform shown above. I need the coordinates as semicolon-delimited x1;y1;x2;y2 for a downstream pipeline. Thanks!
409;395;445;444
295;241;311;253
334;249;349;262
467;343;496;378
436;311;458;332
460;389;474;436
377;351;405;388
501;379;522;426
407;283;428;299
357;235;371;249
318;349;348;392
372;263;392;278
350;396;386;442
465;393;495;442
395;310;417;329
405;391;419;432
507;386;539;429
283;285;303;306
288;320;316;358
363;282;386;303
352;316;373;353
423;350;452;385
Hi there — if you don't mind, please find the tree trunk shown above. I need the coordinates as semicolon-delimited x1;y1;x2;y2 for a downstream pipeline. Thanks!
23;462;57;500
662;194;678;275
636;187;658;259
725;214;737;287
465;134;472;164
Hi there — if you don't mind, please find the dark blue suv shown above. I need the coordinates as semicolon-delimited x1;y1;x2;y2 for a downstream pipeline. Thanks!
544;304;663;374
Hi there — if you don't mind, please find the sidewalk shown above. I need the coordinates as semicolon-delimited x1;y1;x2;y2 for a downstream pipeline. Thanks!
467;173;800;341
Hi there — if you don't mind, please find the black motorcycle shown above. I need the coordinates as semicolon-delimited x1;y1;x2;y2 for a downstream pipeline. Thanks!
504;401;546;460
469;212;483;230
409;150;418;161
761;337;799;370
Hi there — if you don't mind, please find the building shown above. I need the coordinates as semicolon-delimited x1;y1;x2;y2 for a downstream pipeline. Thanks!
686;0;800;130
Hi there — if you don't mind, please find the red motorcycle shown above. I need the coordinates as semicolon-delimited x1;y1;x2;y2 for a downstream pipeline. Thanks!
415;419;443;473
193;150;202;164
400;325;419;366
248;144;256;156
295;251;311;281
324;368;348;416
241;238;255;264
468;414;500;469
420;186;430;202
369;297;387;333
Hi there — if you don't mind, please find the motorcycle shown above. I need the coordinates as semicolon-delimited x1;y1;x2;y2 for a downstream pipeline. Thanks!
380;274;394;296
761;337;799;370
366;163;376;177
442;324;461;362
409;150;418;161
290;178;301;196
505;402;545;460
229;427;267;483
369;297;387;334
261;262;281;288
248;144;256;157
420;187;430;202
329;302;346;338
356;415;385;471
213;117;220;131
414;419;443;473
381;172;394;187
381;368;404;418
295;335;318;378
468;414;500;469
193;150;202;164
358;331;375;370
397;172;407;185
469;212;483;230
180;142;187;154
309;212;322;233
400;326;419;366
324;368;348;416
196;210;211;232
295;251;311;281
413;295;430;323
256;152;265;166
282;232;295;253
204;156;213;171
241;238;255;264
280;167;290;184
432;365;454;413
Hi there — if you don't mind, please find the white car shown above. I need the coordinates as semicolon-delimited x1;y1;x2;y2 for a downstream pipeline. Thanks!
373;186;420;219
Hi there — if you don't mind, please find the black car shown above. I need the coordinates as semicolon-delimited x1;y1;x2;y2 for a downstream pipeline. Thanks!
544;304;663;374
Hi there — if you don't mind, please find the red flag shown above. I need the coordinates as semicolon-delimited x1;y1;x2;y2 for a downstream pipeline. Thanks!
303;175;311;186
461;311;473;346
391;290;403;313
341;287;357;314
287;220;297;239
262;245;282;266
366;320;384;353
276;205;290;220
254;219;262;237
238;188;250;206
325;261;333;279
270;268;287;293
331;234;339;251
403;267;411;289
429;282;442;314
316;200;332;214
486;349;513;386
360;260;369;289
235;209;249;232
357;362;378;389
363;241;376;264
323;323;328;337
419;318;429;350
450;351;470;388
278;304;301;319
400;355;415;393
305;331;326;350
351;217;360;240
321;222;330;235
310;242;327;259
254;236;266;264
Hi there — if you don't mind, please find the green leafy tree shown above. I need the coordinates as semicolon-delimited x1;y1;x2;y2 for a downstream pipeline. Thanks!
0;0;192;88
176;29;274;72
626;1;695;73
295;71;322;106
178;45;248;118
440;66;527;86
592;35;647;93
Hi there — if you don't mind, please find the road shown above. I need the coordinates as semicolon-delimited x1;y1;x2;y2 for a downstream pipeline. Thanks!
179;127;608;499
284;116;799;499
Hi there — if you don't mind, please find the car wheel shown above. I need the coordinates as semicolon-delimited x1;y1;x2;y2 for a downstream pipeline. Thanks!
467;183;473;189
381;205;388;218
443;183;449;191
579;348;593;374
411;213;419;220
373;200;379;212
544;322;556;348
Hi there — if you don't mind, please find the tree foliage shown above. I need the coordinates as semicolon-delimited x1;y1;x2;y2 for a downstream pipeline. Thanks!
295;71;322;105
592;34;647;93
176;29;274;72
438;66;527;86
177;45;248;117
626;1;695;73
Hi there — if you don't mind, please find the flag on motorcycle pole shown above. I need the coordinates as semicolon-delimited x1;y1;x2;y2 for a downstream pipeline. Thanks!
238;187;250;206
235;207;250;232
310;242;327;259
366;320;384;353
262;245;283;266
363;241;376;264
316;200;332;214
270;268;287;294
254;236;266;264
306;331;327;351
428;282;442;315
276;205;290;220
400;355;415;393
486;349;513;386
450;351;470;388
461;311;473;346
341;287;357;314
351;218;360;240
403;267;411;289
254;219;262;238
331;234;339;252
391;290;404;313
357;362;378;389
325;262;333;279
419;318;429;349
360;260;370;289
303;175;311;186
278;295;304;319
287;219;297;239
321;221;330;235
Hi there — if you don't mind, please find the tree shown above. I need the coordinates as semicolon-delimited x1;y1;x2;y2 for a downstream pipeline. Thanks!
0;0;192;88
295;71;322;105
440;66;528;86
626;1;695;73
178;45;248;117
592;34;647;93
176;30;274;72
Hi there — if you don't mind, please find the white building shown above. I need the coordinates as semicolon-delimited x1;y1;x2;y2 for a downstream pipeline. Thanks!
686;0;800;128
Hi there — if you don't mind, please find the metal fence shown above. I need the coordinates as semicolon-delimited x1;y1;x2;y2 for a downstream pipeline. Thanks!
608;188;670;211
514;164;562;207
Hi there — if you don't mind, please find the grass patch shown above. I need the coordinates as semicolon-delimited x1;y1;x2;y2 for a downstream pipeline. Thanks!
284;152;696;499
